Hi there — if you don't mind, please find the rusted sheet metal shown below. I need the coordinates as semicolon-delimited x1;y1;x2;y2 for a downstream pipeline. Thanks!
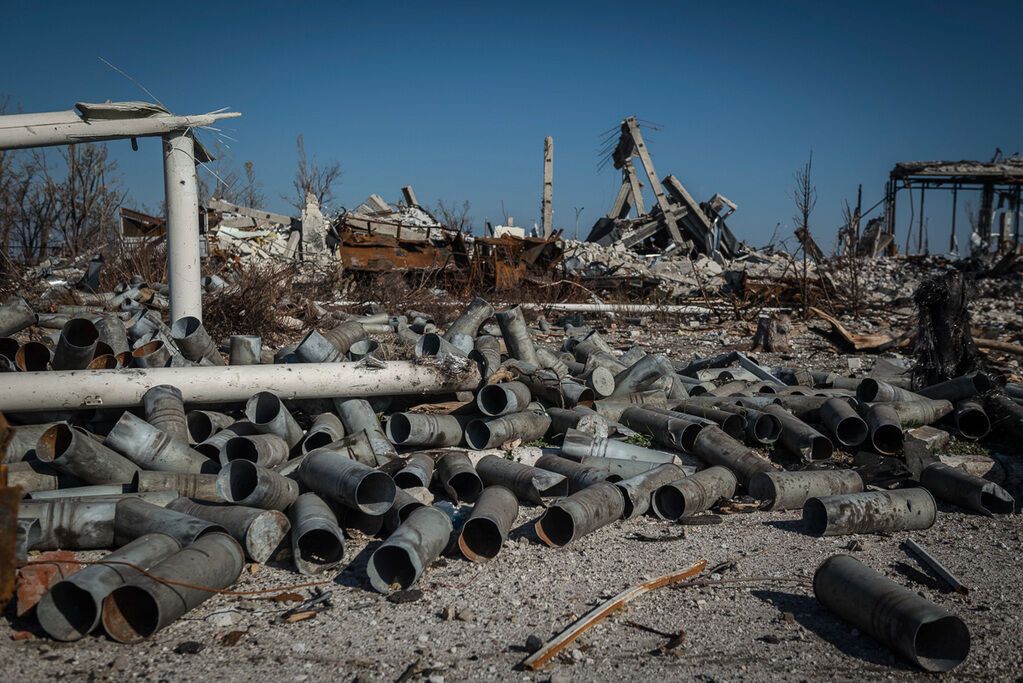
15;550;81;617
0;486;18;611
472;234;563;290
336;230;456;272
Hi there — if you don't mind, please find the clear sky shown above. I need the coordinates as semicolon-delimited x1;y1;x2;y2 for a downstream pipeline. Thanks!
5;0;1022;251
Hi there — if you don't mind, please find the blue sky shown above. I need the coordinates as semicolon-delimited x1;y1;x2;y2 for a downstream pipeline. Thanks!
5;1;1022;250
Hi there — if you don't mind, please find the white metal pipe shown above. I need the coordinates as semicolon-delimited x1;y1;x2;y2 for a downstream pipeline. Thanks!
164;131;203;322
0;361;481;412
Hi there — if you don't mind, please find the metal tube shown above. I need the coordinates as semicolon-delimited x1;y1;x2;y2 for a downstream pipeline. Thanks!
26;490;177;506
36;424;140;484
458;485;518;562
385;413;468;447
299;412;345;454
93;315;129;356
18;499;117;550
803;489;936;536
298;449;395;514
953;400;990;440
16;341;51;371
367;505;452;593
476;454;568;503
287;493;344;574
164;131;203;322
814;554;970;672
170;316;223;365
217;460;299;511
477;381;532;417
818;397;868;448
593;390;668;421
346;338;380;361
615;463;687;518
471;335;502;378
749;470;864;511
434;451;483;502
4;460;79;493
245;392;303;449
612;355;676;397
320;321;369;357
2;422;59;463
535;481;624;547
495;305;539;366
443;297;494;355
885;399;954;427
393;452;435;489
383;487;426;533
576;456;659;481
669;402;746;440
0;296;36;337
691;425;776;486
228;335;261;365
561;428;675;464
101;532;245;642
535;454;608;492
763;404;833;460
142;385;189;443
864;404;904;455
917;372;991;402
570;330;614;361
133;471;222;502
919;462;1014;516
222;433;289;468
618;407;702;452
52;318;99;371
856;379;926;403
185;410;234;444
36;533;181;641
335;398;397;464
294;329;345;363
415;333;468;360
652;466;737;520
168;497;290;563
465;411;551;450
104;412;214;474
114;497;225;547
536;347;569;377
195;420;258;461
131;340;171;369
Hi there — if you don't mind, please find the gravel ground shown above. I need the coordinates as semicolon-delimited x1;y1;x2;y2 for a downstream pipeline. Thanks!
3;318;1021;682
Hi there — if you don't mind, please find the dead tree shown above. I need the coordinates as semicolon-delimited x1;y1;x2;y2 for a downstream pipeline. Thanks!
792;153;817;316
290;134;342;210
434;199;473;232
912;271;983;387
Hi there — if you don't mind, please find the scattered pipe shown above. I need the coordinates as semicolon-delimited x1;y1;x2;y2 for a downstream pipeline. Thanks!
36;532;181;641
444;297;494;355
611;355;676;397
228;335;261;365
917;372;991;402
575;455;660;481
245;392;303;449
953;400;990;440
52;318;99;371
168;497;290;563
185;410;234;445
114;497;225;547
471;335;502;379
367;505;452;593
16;341;51;371
476;454;568;503
222;433;289;468
495;305;540;366
903;538;969;594
919;462;1014;516
36;423;140;484
570;330;614;361
300;412;346;454
618;407;702;452
104;412;214;474
535;453;608;492
132;471;222;502
818;397;868;448
863;404;904;455
170;316;224;365
814;554;970;672
142;385;189;443
434;451;483;503
131;340;171;368
690;426;776;486
536;347;569;377
335;398;397;464
298;448;395;514
287;493;345;574
2;422;59;462
294;329;345;363
763;404;833;461
101;532;245;643
385;413;468;447
652;466;736;520
18;499;117;550
748;470;864;511
561;428;675;464
0;296;37;336
856;378;927;403
393;452;435;489
383;487;427;533
320;321;369;357
477;381;532;417
465;411;551;450
615;463;688;518
670;402;746;440
535;482;624;547
4;460;79;493
415;333;469;360
458;485;518;562
217;460;299;511
886;399;955;427
803;489;936;536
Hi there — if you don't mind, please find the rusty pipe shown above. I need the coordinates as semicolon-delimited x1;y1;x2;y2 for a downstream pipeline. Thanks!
535;481;624;547
457;485;518;562
36;423;140;484
652;466;737;520
749;469;864;511
803;489;936;536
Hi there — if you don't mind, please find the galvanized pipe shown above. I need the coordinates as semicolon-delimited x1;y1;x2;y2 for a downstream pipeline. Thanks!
93;315;130;356
612;355;676;397
335;398;397;464
618;406;702;452
298;448;395;514
195;420;258;461
131;340;171;368
476;381;532;417
561;428;675;464
133;471;222;502
465;411;551;450
690;425;776;486
287;493;345;574
920;462;1014;516
856;379;926;403
535;481;624;547
818;397;868;448
575;455;659;481
415;333;469;360
104;412;215;474
222;433;289;468
2;422;59;463
953;400;990;440
0;296;37;336
142;385;189;443
393;452;435;489
245;392;303;449
803;489;936;536
615;463;688;518
476;454;568;503
814;554;970;672
383;487;428;532
114;497;225;547
651;466;737;520
669;402;746;440
36;424;140;484
3;460;78;493
434;451;483;502
52;318;99;371
300;412;346;454
444;297;494;355
168;497;290;563
748;469;864;511
294;329;345;363
367;505;452;593
535;453;608;492
457;485;518;562
763;404;833;461
495;305;540;366
471;335;502;378
217;460;299;511
170;316;224;365
385;413;468;447
18;499;117;550
185;410;234;444
320;321;369;357
101;532;245;643
917;372;991;402
228;335;261;365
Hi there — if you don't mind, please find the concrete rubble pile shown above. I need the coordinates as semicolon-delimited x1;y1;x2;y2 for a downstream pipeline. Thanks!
2;289;1020;675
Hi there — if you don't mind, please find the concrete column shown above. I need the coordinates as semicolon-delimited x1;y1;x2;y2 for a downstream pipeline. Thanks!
163;131;203;322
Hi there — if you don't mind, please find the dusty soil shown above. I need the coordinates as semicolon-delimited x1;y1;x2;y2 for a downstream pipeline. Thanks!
3;318;1021;682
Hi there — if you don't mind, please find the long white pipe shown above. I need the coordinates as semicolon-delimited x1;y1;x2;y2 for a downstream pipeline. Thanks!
164;132;202;321
0;361;481;412
333;300;720;315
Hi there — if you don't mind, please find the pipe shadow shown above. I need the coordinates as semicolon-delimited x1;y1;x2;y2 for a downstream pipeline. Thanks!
506;516;543;545
763;518;813;535
751;589;912;671
334;541;378;592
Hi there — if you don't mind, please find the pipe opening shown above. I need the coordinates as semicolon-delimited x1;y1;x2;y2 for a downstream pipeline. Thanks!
537;506;574;547
464;421;492;450
835;417;868;447
808;436;834;460
755;384;777;395
369;545;417;590
802;498;828;535
857;378;881;402
478;385;511;416
747;474;776;504
16;342;50;371
102;585;159;642
386;414;413;444
721;415;746;440
297;529;344;567
980;491;1014;515
447;472;483;502
652;487;685;520
913;616;971;672
688;384;709;396
755;415;782;443
224;437;258;463
459;518;502;560
36;424;73;462
171;316;202;339
250;393;282;425
355;472;397;515
678;424;701;452
132;340;165;361
302;431;335;452
187;413;216;443
417;334;442;356
40;582;96;640
225;461;258;502
347;339;377;359
971;374;992;394
63;319;99;348
955;409;990;440
394;469;427;489
871;425;904;455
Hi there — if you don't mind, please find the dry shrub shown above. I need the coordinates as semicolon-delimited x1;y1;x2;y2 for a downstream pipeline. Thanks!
202;260;306;347
0;255;30;300
98;238;169;290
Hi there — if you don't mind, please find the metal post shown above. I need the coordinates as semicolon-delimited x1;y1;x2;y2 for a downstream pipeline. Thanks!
163;131;203;322
950;185;958;254
917;184;926;254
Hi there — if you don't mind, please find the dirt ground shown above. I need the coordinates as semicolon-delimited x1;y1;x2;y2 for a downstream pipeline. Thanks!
3;320;1021;682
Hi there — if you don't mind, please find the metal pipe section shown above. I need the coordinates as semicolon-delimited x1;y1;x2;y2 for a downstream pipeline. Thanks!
36;424;140;484
576;455;659;481
36;533;181;641
186;410;234;444
101;532;245;643
561;428;676;464
953;400;990;440
2;422;59;462
385;413;468;447
383;487;427;533
803;489;936;536
477;381;532;417
476;455;568;503
495;305;540;366
691;425;776;486
886;399;954;427
300;412;346;454
298;448;395;514
856;379;926;403
814;554;970;672
228;335;262;366
919;462;1014;516
471;335;502;379
321;321;369;358
818;397;868;448
164;132;203;322
222;433;289;468
0;361;482;412
132;471;222;502
670;402;746;440
444;297;494;355
652;465;736;520
864;404;904;455
217;460;299;511
0;296;37;337
535;481;625;547
618;407;702;452
16;341;51;371
142;385;189;443
4;461;79;493
393;452;435;489
415;333;468;360
762;404;833;461
367;506;452;593
615;463;688;518
457;485;518;562
294;329;345;363
104;412;215;474
749;470;864;511
245;392;303;449
465;411;551;450
195;420;258;460
287;493;345;574
435;451;483;502
19;499;117;550
335;398;397;464
52;318;99;371
168;497;290;563
611;354;676;397
534;454;608;492
114;497;225;547
917;372;991;402
131;340;171;368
